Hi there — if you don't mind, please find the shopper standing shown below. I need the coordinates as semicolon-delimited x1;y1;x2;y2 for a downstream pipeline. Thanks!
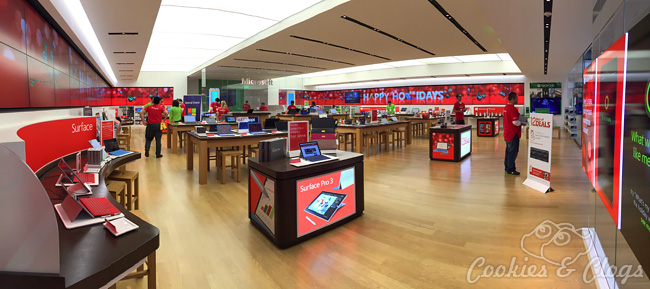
242;100;251;111
386;100;396;115
503;92;525;175
453;93;467;125
169;100;182;124
141;97;168;158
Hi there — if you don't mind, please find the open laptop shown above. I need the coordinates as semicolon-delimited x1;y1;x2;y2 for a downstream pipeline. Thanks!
248;122;267;134
56;158;97;192
226;116;236;123
104;138;131;156
247;109;254;113
183;115;199;124
57;163;122;219
330;108;338;114
287;108;299;115
275;121;288;132
238;122;249;133
434;142;450;153
217;124;235;136
204;118;217;124
299;141;337;163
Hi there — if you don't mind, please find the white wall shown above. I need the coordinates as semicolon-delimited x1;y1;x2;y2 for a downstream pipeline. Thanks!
0;108;84;159
117;71;188;99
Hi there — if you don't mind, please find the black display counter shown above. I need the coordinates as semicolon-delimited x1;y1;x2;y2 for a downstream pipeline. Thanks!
247;151;364;248
477;118;500;137
429;125;472;162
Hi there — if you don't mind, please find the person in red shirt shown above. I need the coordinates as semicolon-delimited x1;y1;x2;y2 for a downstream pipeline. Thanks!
503;92;526;175
242;100;251;112
209;98;221;113
179;99;186;117
286;101;297;113
259;102;269;111
217;101;230;120
140;97;168;158
453;93;467;125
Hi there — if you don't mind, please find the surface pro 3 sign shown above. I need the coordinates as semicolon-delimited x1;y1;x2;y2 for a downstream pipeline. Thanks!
523;113;553;193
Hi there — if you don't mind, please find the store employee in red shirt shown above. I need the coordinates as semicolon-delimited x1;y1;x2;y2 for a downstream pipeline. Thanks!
286;101;297;112
453;93;467;125
242;100;251;111
140;97;168;158
503;92;526;175
259;102;269;111
179;99;186;117
209;98;221;113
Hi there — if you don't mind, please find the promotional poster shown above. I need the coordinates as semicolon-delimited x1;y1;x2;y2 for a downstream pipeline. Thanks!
431;132;455;160
287;121;309;157
297;167;356;237
183;95;203;120
523;113;553;193
460;130;472;158
250;170;275;236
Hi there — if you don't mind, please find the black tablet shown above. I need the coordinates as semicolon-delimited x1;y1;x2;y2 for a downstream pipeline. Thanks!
304;191;347;221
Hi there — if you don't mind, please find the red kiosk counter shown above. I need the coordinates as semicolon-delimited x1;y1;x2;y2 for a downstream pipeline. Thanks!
477;118;500;137
429;125;472;162
247;151;364;248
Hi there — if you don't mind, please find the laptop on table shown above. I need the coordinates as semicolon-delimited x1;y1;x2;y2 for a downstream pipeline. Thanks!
104;138;132;156
248;122;267;134
217;124;235;136
238;122;249;133
275;121;288;132
226;116;236;123
183;115;199;124
56;158;96;194
299;141;337;164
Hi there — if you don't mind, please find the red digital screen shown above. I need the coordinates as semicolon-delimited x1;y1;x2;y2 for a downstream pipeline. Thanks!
54;70;70;107
0;42;29;108
24;3;54;67
27;56;54;107
0;0;27;52
280;83;524;106
431;132;455;160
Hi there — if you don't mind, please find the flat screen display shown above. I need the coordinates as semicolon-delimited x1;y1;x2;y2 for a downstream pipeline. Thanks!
596;57;619;205
530;98;562;114
297;167;356;237
460;130;471;157
345;91;361;103
0;42;29;108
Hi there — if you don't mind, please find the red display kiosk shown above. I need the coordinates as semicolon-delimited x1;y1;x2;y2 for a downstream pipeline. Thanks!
429;125;472;162
477;118;500;137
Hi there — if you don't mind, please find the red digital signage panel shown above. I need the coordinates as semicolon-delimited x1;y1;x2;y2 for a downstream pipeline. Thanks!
27;56;55;107
0;42;29;108
54;70;70;107
0;0;27;52
280;83;524;106
24;3;54;67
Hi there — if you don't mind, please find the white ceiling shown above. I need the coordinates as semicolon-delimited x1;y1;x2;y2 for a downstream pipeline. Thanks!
43;0;596;85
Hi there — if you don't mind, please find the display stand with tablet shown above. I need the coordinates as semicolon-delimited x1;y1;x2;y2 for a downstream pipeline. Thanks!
304;191;347;222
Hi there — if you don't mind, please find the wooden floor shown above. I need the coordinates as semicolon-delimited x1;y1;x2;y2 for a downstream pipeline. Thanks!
118;127;596;289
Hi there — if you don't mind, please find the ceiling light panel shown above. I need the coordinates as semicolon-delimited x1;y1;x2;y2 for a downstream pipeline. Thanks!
384;60;427;67
454;54;501;62
496;53;512;61
160;0;322;21
142;0;323;72
418;57;462;64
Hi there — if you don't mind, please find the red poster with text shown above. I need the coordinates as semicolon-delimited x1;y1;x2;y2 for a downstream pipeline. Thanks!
431;132;455;160
529;166;551;181
101;121;114;145
17;117;97;172
297;167;356;237
288;121;309;152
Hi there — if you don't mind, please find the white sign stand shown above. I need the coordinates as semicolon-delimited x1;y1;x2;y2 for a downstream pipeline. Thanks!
523;113;554;193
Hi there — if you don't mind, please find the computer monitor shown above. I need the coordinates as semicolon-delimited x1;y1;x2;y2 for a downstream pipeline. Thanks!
288;109;299;115
318;109;323;114
264;118;279;129
226;116;236;123
412;108;420;114
401;108;407;112
135;108;142;112
220;114;232;121
184;115;196;122
330;108;338;114
247;109;254;113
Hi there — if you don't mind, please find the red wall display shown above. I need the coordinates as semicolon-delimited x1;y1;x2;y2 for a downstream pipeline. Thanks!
279;83;524;106
17;117;98;172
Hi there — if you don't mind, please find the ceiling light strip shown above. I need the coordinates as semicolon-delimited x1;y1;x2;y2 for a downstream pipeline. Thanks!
290;35;390;60
160;4;279;22
257;49;355;65
340;15;435;56
543;0;553;75
218;65;303;74
234;58;326;70
426;0;487;52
